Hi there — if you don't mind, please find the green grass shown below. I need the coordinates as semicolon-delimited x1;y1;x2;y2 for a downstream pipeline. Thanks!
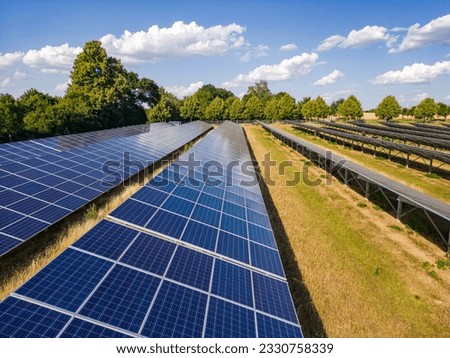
357;202;367;208
388;224;403;232
248;125;446;337
277;124;450;203
84;204;98;219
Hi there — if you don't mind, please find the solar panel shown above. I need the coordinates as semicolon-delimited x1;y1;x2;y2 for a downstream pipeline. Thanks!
0;121;212;256
0;121;302;337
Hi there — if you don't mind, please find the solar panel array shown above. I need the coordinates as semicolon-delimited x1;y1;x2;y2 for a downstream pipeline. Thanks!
0;121;302;338
0;121;212;256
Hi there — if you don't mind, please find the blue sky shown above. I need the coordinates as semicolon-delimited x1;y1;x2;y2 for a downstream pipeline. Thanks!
1;0;450;108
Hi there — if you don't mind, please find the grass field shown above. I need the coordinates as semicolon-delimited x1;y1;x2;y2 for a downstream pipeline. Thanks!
275;123;450;204
244;124;450;337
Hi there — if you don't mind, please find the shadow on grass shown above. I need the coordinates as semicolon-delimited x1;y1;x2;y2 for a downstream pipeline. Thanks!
244;127;328;338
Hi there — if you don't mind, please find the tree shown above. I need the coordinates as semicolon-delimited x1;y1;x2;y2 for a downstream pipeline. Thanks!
245;80;272;105
296;97;311;120
338;95;363;121
189;84;234;120
277;93;296;120
205;97;225;121
436;102;449;120
19;89;59;134
414;98;437;121
180;96;200;121
146;101;171;122
242;95;263;120
0;94;23;141
375;95;401;122
264;97;279;122
227;98;243;121
329;98;344;116
314;96;329;119
301;100;317;120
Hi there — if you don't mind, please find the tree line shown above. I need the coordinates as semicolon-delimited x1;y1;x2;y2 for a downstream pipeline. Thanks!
1;41;449;143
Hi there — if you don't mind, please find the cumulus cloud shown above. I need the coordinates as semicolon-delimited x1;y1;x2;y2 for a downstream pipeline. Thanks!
13;71;27;79
240;44;269;62
280;43;298;51
55;80;70;94
1;77;12;87
100;21;246;63
166;81;205;98
314;70;344;86
390;14;450;53
223;52;319;88
317;26;388;51
372;61;450;84
22;43;82;70
0;51;25;68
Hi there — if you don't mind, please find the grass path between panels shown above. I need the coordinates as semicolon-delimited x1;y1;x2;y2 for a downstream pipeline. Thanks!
275;123;450;204
244;124;450;338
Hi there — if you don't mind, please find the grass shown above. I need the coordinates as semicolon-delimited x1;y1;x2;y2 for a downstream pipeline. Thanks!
276;123;450;204
244;124;450;337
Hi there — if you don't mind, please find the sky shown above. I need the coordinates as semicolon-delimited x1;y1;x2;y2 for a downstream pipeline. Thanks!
1;0;450;109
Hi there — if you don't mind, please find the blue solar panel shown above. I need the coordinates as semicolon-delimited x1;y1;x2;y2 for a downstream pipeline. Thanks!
110;199;157;227
73;220;139;260
220;213;247;238
54;195;88;210
2;217;48;240
17;249;113;311
247;208;272;228
246;197;267;213
0;208;24;228
250;241;285;276
120;233;176;275
145;210;187;239
197;192;223;210
80;265;160;333
211;260;253;307
0;297;70;338
205;297;256;338
31;205;71;223
253;272;298;323
223;200;246;219
0;234;22;256
0;189;27;206
190;204;221;226
162;195;195;216
141;281;207;338
7;197;47;215
216;231;249;263
166;246;213;291
172;186;200;202
131;186;169;206
248;224;277;248
60;319;132;338
257;313;303;338
181;220;218;251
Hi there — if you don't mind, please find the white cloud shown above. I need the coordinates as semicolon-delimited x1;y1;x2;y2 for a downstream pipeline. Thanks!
240;44;269;62
446;94;450;100
100;21;246;63
41;68;69;74
223;52;319;88
412;92;429;103
314;69;344;86
13;71;27;79
1;77;12;87
317;26;388;51
390;14;450;53
166;81;204;98
55;81;70;94
0;51;24;68
372;61;450;84
316;35;346;51
22;43;82;70
280;43;298;51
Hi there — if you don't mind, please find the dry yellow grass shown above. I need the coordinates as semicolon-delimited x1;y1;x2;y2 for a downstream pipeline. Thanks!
244;124;450;337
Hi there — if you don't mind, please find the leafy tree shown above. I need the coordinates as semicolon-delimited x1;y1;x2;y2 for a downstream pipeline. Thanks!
314;96;329;119
205;97;225;121
19;89;59;134
414;98;437;121
242;95;264;120
329;98;344;116
277;93;296;120
338;95;363;121
264;97;279;122
301;99;317;120
180;95;200;121
296;97;311;120
0;94;23;141
227;98;243;121
436;102;449;120
244;80;272;105
146;101;171;122
189;84;234;120
375;95;401;121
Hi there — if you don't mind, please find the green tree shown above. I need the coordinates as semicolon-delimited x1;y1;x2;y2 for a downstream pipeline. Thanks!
146;101;171;122
264;97;279;122
205;97;225;121
315;96;330;119
301;99;317;120
375;95;401;122
329;98;344;116
277;93;296;120
414;98;438;121
436;102;449;120
180;95;200;121
189;84;234;120
243;95;264;120
0;93;23;141
228;98;243;121
296;97;311;120
338;95;363;121
19;89;59;134
244;80;272;105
